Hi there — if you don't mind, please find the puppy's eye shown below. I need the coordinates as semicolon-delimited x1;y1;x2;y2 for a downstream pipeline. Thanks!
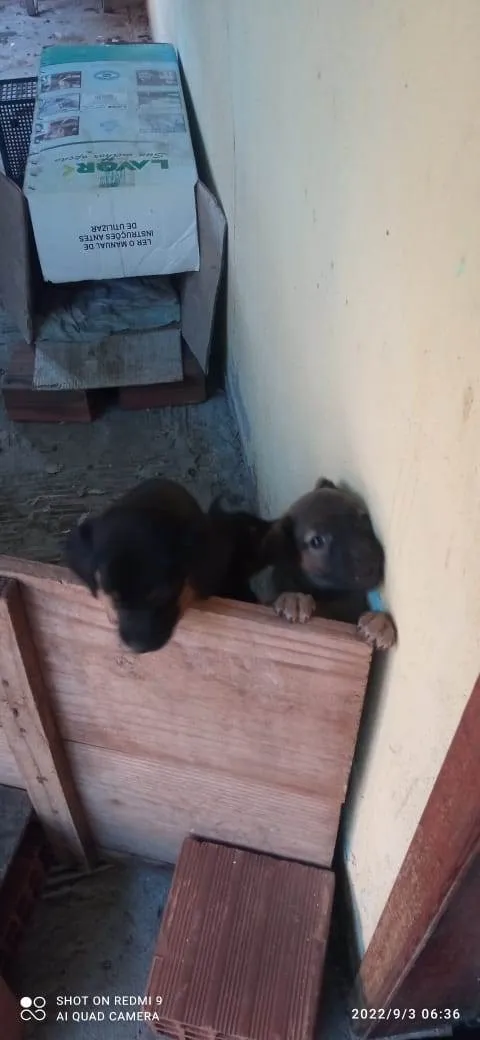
309;534;326;550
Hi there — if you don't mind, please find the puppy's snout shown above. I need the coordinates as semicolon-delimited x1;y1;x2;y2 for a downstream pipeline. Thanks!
125;632;172;655
118;604;179;655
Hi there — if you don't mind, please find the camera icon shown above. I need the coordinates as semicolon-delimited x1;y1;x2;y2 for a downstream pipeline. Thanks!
20;996;47;1022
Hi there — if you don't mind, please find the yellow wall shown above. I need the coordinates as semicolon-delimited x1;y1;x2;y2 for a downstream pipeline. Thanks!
149;0;480;951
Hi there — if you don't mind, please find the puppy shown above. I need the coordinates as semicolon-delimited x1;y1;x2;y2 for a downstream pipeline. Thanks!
261;478;396;650
207;499;272;603
65;479;271;654
65;478;220;654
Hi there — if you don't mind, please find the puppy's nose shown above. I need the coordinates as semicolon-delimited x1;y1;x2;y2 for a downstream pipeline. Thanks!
126;640;150;654
125;635;171;654
119;623;175;655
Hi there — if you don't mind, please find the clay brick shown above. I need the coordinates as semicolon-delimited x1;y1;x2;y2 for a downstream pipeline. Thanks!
146;838;335;1040
0;819;51;972
0;976;22;1040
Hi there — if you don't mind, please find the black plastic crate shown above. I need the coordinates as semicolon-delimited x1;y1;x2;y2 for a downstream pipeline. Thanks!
0;77;36;187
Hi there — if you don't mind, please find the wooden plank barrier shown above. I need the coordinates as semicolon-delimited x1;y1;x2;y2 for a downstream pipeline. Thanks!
0;555;372;867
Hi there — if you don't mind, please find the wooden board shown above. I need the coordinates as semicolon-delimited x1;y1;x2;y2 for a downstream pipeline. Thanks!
4;340;206;421
65;742;341;866
0;555;372;867
147;837;334;1040
4;342;109;423
355;673;480;1037
0;727;22;788
33;326;183;390
0;578;95;866
117;342;206;410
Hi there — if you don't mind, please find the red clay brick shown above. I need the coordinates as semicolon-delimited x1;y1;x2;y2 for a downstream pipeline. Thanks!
0;819;51;972
146;838;335;1040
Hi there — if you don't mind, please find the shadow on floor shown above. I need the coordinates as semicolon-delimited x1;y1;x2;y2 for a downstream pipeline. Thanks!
9;859;173;1040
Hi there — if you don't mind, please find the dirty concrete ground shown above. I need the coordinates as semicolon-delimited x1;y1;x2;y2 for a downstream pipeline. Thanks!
0;0;151;80
8;858;173;1040
4;850;354;1040
0;313;256;564
0;2;352;1038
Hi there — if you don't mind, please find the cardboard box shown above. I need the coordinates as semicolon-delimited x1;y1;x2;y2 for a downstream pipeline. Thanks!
0;172;226;380
24;43;199;283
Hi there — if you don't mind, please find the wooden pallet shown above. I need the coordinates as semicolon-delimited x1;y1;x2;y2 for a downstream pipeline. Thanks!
3;340;207;423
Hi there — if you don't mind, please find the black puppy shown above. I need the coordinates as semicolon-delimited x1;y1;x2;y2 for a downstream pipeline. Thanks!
261;478;396;650
65;479;221;654
207;498;271;603
65;479;270;653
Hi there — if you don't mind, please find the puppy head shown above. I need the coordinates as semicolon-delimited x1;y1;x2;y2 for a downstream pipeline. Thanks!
264;478;385;592
66;507;203;653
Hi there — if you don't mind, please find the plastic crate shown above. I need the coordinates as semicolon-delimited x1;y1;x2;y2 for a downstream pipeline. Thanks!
0;77;36;187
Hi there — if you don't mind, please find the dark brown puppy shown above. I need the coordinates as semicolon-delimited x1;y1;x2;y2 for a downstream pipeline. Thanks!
262;478;396;650
65;479;270;653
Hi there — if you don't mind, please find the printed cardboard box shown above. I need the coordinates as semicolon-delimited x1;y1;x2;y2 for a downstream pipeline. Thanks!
24;43;199;283
0;173;226;380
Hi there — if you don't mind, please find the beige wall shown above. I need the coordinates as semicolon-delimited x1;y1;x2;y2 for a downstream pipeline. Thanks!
149;0;480;951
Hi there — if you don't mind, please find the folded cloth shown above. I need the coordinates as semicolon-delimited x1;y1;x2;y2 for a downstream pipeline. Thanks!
37;276;181;343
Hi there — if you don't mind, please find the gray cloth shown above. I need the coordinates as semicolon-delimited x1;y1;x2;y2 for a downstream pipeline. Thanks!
37;276;181;343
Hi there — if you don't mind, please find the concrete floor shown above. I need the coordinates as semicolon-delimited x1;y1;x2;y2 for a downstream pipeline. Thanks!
9;858;173;1040
3;850;353;1040
0;2;352;1038
0;0;151;80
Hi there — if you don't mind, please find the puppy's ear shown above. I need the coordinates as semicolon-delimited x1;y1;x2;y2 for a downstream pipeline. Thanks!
315;477;336;490
261;515;296;566
65;517;98;596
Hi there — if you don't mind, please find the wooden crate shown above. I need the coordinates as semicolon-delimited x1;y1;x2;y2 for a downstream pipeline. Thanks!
0;556;372;868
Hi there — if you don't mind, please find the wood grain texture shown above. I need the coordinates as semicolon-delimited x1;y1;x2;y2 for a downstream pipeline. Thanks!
0;726;23;788
0;556;372;867
4;341;109;423
367;845;480;1037
147;837;334;1040
65;741;342;866
355;674;480;1036
0;578;95;867
118;343;206;410
3;340;206;419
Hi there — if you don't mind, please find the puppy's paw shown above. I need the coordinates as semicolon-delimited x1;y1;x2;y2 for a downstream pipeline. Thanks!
357;611;397;651
274;592;316;623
